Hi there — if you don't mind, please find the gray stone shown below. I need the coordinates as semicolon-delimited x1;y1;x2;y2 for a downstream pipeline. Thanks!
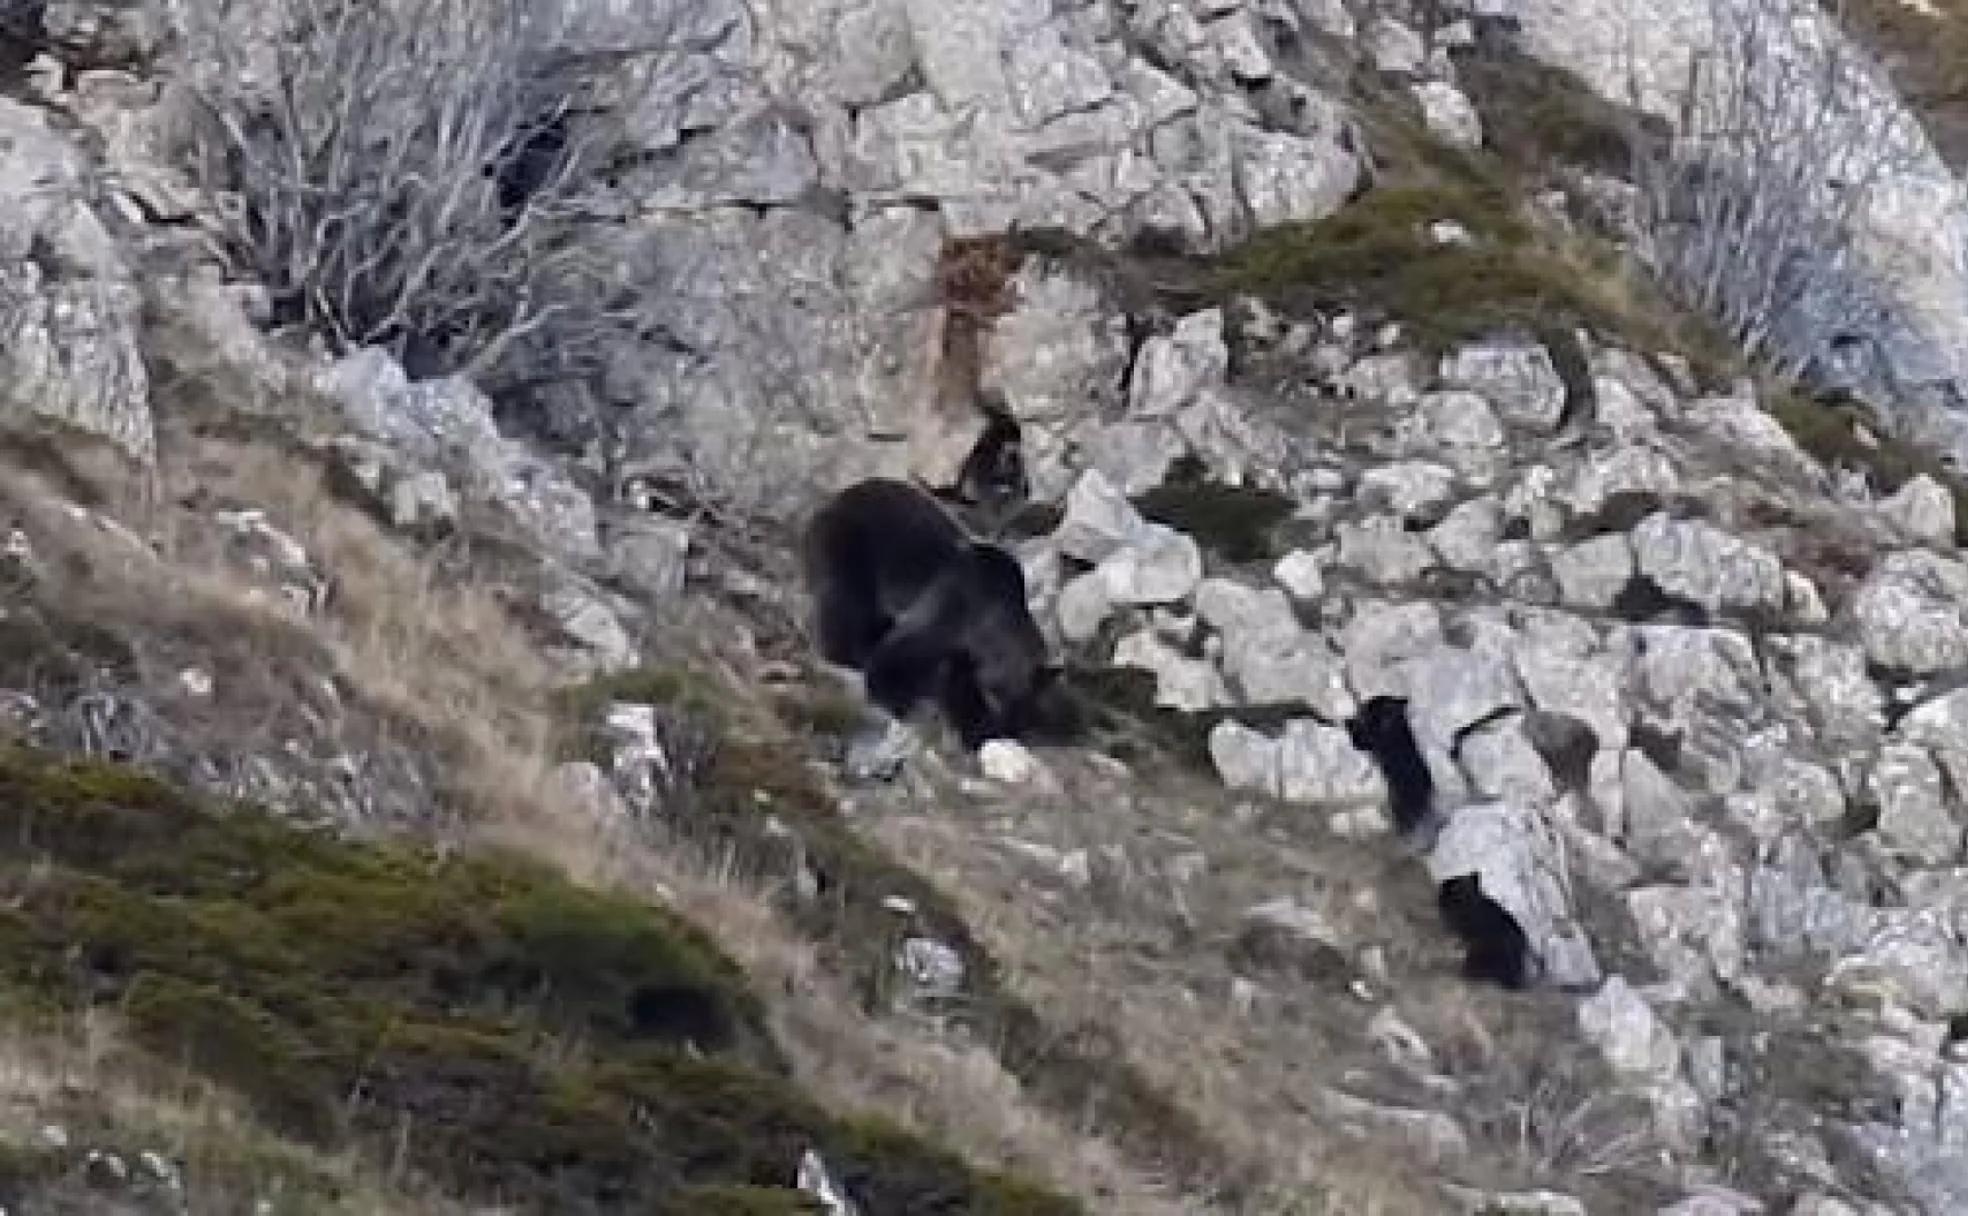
1272;548;1327;603
1630;511;1785;615
1210;718;1280;796
1335;517;1437;585
608;516;693;601
1113;629;1231;710
1869;744;1961;866
1412;80;1483;149
1426;497;1507;572
1827;908;1968;1020
1439;338;1569;434
1551;534;1636;609
1852;551;1968;675
1899;688;1968;796
1878;474;1957;547
1276;718;1385;807
1130;308;1230;417
982;264;1132;431
1410;389;1508;455
1363;15;1427;76
1053;468;1147;563
1578;974;1681;1081
1359;461;1458;521
1099;523;1204;605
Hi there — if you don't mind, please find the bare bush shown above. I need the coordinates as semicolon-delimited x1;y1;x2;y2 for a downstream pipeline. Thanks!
171;0;680;393
1624;0;1929;382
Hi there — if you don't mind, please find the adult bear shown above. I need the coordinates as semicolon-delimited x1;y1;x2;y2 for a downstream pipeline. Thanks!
801;477;1057;757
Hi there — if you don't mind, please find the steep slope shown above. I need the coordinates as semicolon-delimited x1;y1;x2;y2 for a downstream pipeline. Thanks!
1;0;1967;1214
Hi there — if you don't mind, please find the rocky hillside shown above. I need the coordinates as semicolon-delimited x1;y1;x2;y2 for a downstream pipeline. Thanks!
2;0;1967;1213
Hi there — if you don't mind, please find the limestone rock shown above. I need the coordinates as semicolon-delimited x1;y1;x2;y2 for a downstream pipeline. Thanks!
1439;338;1569;434
1852;551;1968;675
1877;474;1957;547
1630;511;1785;615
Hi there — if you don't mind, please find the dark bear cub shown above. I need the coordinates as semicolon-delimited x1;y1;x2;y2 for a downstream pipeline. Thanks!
1437;873;1536;990
802;477;1056;753
948;402;1028;517
1345;694;1436;838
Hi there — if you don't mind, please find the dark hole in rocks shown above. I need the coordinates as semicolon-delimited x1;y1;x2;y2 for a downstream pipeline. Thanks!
1610;575;1711;626
1132;456;1296;564
1525;711;1599;793
1629;721;1683;775
1842;796;1882;838
1001;500;1066;542
1569;490;1668;538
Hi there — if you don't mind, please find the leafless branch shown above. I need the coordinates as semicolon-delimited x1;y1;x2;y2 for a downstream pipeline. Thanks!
170;0;682;396
1623;0;1927;382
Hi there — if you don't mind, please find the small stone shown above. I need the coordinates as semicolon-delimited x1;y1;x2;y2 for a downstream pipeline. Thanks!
978;738;1044;785
896;936;965;995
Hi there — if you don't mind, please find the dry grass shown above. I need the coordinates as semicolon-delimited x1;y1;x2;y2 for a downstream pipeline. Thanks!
0;1010;459;1213
852;747;1676;1214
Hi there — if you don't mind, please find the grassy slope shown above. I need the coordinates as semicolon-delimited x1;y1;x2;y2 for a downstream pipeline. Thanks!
0;744;1079;1214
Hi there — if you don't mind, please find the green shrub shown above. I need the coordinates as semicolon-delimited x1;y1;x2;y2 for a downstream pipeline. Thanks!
0;747;1083;1213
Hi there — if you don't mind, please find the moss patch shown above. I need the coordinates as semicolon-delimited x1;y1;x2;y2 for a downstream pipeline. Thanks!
1132;457;1295;564
0;747;1081;1214
1767;388;1968;545
1206;181;1674;363
1448;42;1658;178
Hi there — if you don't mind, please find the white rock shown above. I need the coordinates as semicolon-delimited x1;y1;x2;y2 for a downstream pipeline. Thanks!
1412;79;1483;148
1130;308;1229;417
1273;548;1327;602
1578;974;1681;1080
1335;517;1436;585
1550;533;1636;609
1054;468;1147;563
1869;743;1963;867
1439;338;1569;434
978;738;1046;785
1878;474;1957;547
1112;630;1231;710
1099;523;1204;605
1630;511;1785;614
1852;551;1968;675
1276;718;1385;807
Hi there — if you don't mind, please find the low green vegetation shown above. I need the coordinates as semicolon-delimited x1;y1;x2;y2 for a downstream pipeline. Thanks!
0;745;1081;1213
1133;456;1296;564
1767;388;1968;545
1447;42;1655;178
1205;181;1677;365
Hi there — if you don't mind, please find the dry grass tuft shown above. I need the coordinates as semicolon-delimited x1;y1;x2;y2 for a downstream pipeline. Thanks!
0;1012;458;1213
